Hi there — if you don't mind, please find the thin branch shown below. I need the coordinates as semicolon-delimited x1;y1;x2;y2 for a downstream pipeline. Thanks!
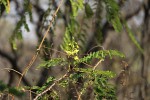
33;73;68;100
93;59;104;70
0;49;30;86
82;62;93;68
1;68;22;76
87;45;105;54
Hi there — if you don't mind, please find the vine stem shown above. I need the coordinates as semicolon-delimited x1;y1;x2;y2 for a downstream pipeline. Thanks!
33;73;68;100
11;0;64;100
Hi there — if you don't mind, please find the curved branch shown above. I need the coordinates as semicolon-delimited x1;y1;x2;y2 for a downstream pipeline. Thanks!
0;49;30;86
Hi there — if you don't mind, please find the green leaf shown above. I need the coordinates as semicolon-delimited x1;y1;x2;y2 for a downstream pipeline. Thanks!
104;0;122;32
59;79;69;87
11;39;17;50
109;50;125;58
70;0;84;17
1;0;10;13
75;50;125;64
111;16;122;32
9;87;24;97
85;3;93;18
0;81;7;92
46;77;54;84
124;21;144;53
31;86;40;90
74;68;115;78
23;21;30;32
61;26;79;56
16;30;23;40
37;58;67;68
24;0;33;21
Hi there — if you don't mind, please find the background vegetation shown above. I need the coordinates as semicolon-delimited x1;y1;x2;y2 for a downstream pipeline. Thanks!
0;0;150;100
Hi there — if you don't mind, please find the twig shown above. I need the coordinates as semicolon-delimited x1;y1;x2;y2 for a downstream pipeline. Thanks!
33;73;68;100
87;45;105;54
1;68;22;76
93;59;104;70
